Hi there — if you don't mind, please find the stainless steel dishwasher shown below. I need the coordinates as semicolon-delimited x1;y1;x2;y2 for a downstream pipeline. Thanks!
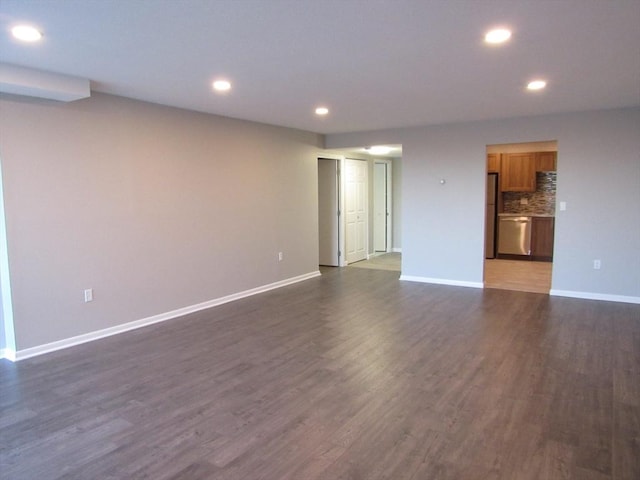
498;216;532;256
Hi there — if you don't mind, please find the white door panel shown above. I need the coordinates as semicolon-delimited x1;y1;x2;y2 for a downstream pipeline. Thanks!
345;159;368;264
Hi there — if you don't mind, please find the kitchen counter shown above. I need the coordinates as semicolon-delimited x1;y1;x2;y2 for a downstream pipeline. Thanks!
498;213;555;217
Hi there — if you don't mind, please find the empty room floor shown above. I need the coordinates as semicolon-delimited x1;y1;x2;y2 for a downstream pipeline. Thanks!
1;267;638;479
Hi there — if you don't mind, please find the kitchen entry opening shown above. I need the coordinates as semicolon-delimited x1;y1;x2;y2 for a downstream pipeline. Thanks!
483;141;558;294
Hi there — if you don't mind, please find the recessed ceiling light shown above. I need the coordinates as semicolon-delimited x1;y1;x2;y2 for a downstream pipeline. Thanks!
11;25;42;42
315;107;329;116
484;28;511;44
527;79;547;91
212;80;231;92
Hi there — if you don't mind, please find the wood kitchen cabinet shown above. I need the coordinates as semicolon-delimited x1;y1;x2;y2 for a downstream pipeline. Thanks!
500;152;536;192
487;153;500;173
531;217;555;261
535;152;557;171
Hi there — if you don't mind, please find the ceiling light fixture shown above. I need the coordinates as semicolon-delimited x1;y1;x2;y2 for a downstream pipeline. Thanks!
11;25;42;42
315;107;329;116
527;79;547;91
484;28;511;44
367;146;392;155
212;80;231;92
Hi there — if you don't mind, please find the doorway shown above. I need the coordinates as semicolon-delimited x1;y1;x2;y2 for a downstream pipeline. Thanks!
318;158;341;266
483;141;557;294
317;156;370;267
318;148;401;270
373;160;392;253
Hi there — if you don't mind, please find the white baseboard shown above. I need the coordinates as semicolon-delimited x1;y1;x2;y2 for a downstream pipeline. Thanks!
550;289;640;305
392;248;402;253
13;270;321;362
0;348;16;361
399;275;483;289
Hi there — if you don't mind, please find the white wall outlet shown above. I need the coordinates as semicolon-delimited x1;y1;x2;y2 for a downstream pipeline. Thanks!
559;201;567;211
278;252;283;261
84;288;93;302
593;260;601;270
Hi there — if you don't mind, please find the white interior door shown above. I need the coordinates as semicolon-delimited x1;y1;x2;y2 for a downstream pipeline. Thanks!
373;163;387;252
345;159;368;264
318;159;340;266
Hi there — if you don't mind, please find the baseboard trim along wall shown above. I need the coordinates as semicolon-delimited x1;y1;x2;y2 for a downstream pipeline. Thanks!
11;270;321;362
550;289;640;305
392;248;402;253
399;275;483;289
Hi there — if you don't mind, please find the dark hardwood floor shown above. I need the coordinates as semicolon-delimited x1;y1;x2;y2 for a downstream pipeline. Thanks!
1;267;639;479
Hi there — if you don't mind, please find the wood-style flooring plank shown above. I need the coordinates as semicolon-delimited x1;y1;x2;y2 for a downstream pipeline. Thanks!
1;266;638;479
484;258;552;293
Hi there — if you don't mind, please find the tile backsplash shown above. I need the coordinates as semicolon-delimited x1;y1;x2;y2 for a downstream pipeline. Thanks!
503;172;557;215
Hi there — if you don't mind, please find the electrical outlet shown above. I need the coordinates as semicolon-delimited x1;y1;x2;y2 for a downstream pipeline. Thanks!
278;252;283;261
84;288;93;302
593;260;601;270
560;201;567;211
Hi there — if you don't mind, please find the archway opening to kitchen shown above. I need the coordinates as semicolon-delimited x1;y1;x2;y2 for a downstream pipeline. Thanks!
483;141;557;294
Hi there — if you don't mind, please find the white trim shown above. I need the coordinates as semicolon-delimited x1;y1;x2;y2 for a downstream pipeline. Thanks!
12;271;321;362
1;348;16;361
550;289;640;305
399;275;483;289
0;154;16;355
392;248;402;253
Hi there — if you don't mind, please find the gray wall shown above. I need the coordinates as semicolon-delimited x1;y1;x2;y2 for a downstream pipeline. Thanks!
326;107;640;298
2;96;636;354
0;93;323;350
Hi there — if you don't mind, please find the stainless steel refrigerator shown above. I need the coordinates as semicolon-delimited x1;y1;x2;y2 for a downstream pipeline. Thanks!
485;173;498;258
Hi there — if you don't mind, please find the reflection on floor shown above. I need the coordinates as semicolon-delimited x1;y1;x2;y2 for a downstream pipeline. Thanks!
484;259;552;294
348;252;401;272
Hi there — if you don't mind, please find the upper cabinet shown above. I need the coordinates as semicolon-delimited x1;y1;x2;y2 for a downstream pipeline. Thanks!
500;152;536;192
535;151;557;171
487;153;500;173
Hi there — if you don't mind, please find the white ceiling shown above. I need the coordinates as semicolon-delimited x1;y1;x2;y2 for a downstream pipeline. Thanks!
1;0;639;135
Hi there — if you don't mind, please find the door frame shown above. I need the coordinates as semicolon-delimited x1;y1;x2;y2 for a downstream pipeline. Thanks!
373;159;393;253
317;154;347;267
318;157;341;266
